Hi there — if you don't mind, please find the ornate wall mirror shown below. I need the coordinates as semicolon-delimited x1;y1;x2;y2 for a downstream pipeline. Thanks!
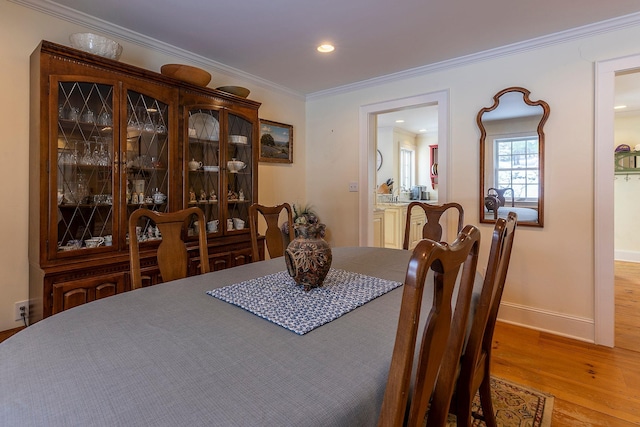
478;87;550;227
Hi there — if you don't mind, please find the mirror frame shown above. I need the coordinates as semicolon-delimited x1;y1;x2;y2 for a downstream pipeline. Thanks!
478;87;550;227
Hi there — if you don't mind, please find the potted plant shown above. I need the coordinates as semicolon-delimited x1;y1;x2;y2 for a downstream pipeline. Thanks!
281;204;325;245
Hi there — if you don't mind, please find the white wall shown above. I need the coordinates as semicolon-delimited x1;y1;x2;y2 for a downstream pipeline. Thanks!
416;133;435;190
306;22;640;342
0;1;306;331
395;128;417;192
376;127;394;189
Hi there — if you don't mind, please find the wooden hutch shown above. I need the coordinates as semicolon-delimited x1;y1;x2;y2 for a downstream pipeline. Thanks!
29;40;263;323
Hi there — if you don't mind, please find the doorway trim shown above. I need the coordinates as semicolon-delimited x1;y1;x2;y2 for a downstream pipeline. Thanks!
595;53;640;346
358;90;449;246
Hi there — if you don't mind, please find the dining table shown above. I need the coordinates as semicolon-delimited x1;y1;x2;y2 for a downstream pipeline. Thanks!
0;246;480;426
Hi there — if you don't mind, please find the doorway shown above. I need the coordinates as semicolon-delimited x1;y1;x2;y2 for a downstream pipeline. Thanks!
595;54;640;347
358;90;449;246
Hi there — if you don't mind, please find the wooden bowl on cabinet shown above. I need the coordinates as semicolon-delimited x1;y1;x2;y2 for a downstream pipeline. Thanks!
216;86;250;98
160;64;211;86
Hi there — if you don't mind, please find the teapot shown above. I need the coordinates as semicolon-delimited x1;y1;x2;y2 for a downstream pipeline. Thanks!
153;189;167;204
207;220;219;233
188;158;203;171
227;158;246;173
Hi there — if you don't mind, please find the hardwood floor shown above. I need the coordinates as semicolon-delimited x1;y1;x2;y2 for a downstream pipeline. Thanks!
0;327;24;343
491;321;640;426
491;262;640;426
615;261;640;353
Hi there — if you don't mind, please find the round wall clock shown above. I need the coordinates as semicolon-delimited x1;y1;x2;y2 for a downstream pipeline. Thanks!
376;149;383;171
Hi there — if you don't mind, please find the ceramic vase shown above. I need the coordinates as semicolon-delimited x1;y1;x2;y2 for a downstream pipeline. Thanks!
285;223;332;291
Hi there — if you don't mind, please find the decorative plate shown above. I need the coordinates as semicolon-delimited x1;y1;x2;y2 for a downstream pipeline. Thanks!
189;113;219;141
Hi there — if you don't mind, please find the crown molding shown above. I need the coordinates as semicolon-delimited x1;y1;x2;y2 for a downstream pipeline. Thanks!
11;0;640;102
306;12;640;100
9;0;305;100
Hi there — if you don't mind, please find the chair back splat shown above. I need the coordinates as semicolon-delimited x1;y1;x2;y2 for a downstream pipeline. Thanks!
378;224;481;427
249;203;294;261
451;212;517;427
128;207;209;289
403;202;464;249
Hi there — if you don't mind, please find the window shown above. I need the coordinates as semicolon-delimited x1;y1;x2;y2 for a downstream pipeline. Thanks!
494;136;539;201
400;148;414;190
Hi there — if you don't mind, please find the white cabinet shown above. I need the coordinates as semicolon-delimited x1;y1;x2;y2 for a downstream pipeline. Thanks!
381;204;426;250
405;208;426;250
383;206;404;249
373;209;385;248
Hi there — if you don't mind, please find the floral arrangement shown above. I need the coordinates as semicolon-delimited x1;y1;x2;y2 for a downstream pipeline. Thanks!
281;204;326;238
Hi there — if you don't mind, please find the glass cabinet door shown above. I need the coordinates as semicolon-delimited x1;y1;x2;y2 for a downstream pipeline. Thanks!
56;80;116;254
225;113;254;231
186;108;221;235
125;91;171;242
185;109;254;235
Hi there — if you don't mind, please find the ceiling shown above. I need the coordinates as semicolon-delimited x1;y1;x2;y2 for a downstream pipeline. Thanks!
32;0;640;97
19;0;640;135
615;71;640;115
377;106;439;136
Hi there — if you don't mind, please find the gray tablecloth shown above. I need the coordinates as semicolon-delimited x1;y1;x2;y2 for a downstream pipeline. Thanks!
0;248;410;427
0;247;471;426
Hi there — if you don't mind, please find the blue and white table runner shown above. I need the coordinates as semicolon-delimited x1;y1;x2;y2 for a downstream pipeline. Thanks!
207;269;402;335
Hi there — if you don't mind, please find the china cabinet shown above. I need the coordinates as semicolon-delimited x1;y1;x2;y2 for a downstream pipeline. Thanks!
180;90;257;237
29;40;262;323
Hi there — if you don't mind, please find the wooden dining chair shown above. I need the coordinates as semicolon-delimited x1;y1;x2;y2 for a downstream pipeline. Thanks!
248;202;294;261
378;224;481;427
448;211;517;427
488;187;514;208
484;187;514;220
128;207;210;290
402;201;464;249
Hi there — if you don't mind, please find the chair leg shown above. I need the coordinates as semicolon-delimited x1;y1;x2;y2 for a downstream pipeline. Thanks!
455;389;473;427
479;376;497;427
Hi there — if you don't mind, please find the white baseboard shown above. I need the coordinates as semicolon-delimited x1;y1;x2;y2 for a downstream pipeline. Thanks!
614;250;640;263
497;301;594;343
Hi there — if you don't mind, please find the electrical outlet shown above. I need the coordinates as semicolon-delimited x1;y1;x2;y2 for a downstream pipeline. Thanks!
348;181;359;192
14;300;28;321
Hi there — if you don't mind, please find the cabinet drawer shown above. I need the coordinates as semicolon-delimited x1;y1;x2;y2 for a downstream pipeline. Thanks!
52;273;126;314
231;247;253;266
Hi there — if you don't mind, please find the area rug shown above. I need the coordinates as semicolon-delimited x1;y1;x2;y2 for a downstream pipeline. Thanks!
446;376;554;427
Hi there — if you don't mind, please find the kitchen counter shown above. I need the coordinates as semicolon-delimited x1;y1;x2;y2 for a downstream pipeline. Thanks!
376;200;437;207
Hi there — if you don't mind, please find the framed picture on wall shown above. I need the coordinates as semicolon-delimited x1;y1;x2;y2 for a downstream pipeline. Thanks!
259;119;293;163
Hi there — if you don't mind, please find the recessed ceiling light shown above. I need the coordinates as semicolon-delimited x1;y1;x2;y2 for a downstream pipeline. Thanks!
395;119;405;123
418;129;427;133
317;44;335;53
614;105;627;110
